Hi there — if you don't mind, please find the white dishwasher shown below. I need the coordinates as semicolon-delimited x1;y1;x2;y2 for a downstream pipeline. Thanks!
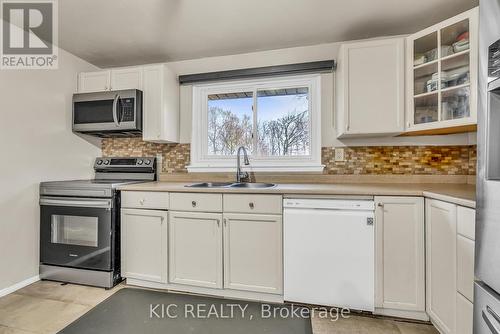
284;197;375;311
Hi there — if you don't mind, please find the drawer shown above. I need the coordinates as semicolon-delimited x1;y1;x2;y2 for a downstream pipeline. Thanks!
457;235;475;302
457;206;475;240
223;194;282;214
121;191;169;210
170;193;222;212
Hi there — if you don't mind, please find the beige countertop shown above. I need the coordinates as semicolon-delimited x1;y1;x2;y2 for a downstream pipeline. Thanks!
119;182;476;208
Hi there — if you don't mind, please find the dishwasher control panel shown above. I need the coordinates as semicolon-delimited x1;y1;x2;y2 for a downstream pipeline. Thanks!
283;198;375;211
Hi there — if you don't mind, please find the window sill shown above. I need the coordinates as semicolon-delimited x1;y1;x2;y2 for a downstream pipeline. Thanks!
186;164;325;173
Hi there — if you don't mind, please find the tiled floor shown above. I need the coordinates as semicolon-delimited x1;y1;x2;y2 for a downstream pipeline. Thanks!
0;281;438;334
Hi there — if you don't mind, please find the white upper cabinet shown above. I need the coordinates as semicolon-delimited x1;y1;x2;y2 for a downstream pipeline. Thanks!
110;67;142;90
77;64;179;143
336;37;405;138
142;64;179;143
77;70;110;93
406;8;478;134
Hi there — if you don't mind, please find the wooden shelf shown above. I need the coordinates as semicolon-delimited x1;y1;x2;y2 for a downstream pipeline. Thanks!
399;124;477;137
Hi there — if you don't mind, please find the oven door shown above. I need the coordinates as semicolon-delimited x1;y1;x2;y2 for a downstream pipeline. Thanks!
72;89;141;132
40;197;115;271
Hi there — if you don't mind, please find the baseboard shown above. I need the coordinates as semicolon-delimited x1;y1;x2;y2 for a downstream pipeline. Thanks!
125;278;284;304
0;275;40;298
374;307;430;322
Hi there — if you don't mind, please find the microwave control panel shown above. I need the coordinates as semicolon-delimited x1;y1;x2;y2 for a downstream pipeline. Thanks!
489;39;500;80
120;98;135;122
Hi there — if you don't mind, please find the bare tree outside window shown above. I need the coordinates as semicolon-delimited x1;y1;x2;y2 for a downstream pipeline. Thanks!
207;87;310;157
257;88;309;156
207;92;253;155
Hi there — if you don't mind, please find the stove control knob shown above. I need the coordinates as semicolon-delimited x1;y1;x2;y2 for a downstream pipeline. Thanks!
103;160;110;165
145;159;151;165
137;160;143;165
96;160;103;165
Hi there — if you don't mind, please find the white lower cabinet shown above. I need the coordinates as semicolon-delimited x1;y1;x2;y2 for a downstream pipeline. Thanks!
374;197;426;319
168;211;223;289
121;208;168;283
223;213;282;294
120;190;477;326
456;292;474;334
426;199;476;334
426;199;457;334
457;234;475;301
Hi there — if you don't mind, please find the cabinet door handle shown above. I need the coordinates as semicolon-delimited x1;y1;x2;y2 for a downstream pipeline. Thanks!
224;218;227;227
216;219;220;227
377;203;384;207
249;202;255;209
191;201;197;207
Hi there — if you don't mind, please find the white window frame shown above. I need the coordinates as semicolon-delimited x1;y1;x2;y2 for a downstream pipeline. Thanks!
188;74;323;173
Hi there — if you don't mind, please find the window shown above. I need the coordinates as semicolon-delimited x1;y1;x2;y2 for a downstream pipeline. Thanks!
189;74;322;172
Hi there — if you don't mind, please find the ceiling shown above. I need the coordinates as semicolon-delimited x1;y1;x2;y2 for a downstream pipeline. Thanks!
59;0;478;68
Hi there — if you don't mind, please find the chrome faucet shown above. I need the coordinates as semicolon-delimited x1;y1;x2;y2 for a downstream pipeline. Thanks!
236;146;250;182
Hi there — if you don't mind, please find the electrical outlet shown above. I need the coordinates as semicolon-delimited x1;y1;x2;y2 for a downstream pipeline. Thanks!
334;148;345;162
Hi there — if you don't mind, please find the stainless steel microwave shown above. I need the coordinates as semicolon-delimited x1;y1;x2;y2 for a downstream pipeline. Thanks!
72;89;142;137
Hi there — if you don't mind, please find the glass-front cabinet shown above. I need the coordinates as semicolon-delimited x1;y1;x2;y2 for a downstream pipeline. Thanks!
406;8;478;133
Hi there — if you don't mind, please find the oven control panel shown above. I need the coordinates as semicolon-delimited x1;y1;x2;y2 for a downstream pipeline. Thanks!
94;157;156;169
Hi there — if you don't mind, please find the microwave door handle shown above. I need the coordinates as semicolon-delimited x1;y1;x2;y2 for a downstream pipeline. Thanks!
112;94;119;126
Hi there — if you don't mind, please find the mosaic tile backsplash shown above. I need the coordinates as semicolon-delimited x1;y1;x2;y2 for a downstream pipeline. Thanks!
102;138;190;174
322;146;476;175
102;138;477;176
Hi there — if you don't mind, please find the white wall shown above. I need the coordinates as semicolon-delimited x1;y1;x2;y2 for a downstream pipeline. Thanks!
0;48;101;291
166;38;472;147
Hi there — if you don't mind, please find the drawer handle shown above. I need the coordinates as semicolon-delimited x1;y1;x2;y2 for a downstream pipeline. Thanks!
192;201;197;207
140;199;145;205
249;202;255;209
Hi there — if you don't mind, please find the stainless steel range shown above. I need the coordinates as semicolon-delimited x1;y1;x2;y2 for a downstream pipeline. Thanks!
39;157;156;288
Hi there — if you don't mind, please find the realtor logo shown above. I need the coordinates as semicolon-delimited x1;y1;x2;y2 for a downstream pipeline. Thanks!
1;0;58;69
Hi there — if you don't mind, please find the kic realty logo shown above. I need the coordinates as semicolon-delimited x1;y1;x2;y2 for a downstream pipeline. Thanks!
1;0;58;69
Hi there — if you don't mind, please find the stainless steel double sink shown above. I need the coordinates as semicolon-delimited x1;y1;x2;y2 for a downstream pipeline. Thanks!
185;182;276;189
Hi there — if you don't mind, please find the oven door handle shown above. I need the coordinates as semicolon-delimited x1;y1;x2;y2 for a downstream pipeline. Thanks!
112;94;120;127
40;197;112;209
